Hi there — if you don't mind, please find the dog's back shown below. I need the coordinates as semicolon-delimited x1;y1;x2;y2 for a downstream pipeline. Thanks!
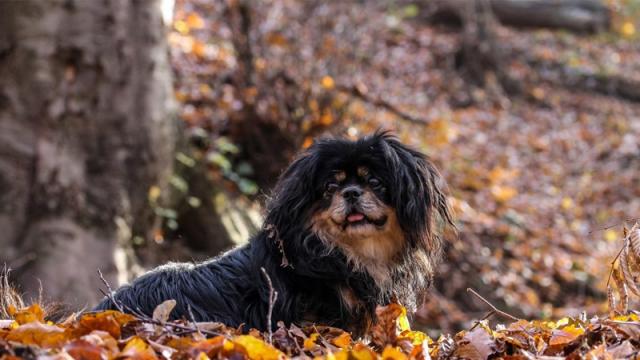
95;245;260;328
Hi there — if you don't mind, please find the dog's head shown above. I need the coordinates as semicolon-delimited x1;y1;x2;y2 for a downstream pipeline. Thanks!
265;131;453;310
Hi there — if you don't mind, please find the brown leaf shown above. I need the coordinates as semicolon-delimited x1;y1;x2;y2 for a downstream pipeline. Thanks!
453;328;496;360
152;300;176;323
372;303;405;347
72;310;136;339
63;339;108;360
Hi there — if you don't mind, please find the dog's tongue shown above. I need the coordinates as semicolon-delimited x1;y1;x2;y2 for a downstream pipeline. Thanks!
347;213;365;223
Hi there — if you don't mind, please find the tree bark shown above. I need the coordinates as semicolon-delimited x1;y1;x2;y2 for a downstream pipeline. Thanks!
428;0;610;33
490;0;610;33
0;0;175;307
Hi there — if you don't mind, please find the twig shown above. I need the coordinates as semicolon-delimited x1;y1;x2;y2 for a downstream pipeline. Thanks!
467;288;520;322
608;320;640;326
606;238;628;287
336;84;427;125
187;304;203;337
261;267;278;344
469;310;496;331
97;269;125;314
588;218;640;234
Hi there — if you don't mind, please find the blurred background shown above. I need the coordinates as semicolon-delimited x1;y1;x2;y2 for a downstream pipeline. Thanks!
1;0;639;335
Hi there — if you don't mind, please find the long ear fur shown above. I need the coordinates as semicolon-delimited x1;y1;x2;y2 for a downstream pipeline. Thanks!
376;131;454;250
264;149;319;238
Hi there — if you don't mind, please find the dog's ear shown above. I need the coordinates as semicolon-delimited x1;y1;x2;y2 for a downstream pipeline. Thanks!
376;132;454;249
265;149;319;237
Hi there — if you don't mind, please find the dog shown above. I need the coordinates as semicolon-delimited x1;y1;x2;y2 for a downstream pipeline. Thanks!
94;131;453;335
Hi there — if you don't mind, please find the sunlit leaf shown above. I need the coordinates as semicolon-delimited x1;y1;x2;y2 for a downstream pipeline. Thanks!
491;185;517;203
332;332;351;349
186;13;205;29
6;322;69;348
233;335;284;360
321;76;335;89
11;304;45;325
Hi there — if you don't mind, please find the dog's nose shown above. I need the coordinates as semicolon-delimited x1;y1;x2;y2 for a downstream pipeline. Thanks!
342;186;363;201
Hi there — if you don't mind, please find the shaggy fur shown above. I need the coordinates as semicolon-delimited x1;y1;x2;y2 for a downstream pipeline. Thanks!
94;131;453;334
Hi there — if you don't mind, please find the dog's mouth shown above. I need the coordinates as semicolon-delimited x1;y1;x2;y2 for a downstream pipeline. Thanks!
341;211;387;230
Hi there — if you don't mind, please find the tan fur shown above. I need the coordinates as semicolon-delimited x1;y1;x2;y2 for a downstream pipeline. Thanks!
334;171;346;182
357;166;369;177
311;189;404;286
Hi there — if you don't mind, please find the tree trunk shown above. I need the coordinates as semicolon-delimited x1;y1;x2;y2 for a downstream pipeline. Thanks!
0;0;175;307
428;0;610;33
490;0;610;33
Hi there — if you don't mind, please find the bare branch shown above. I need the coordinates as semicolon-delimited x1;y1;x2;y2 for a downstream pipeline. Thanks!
467;288;520;322
261;267;278;344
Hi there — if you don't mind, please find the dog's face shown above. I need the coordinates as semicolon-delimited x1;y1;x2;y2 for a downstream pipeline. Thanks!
312;164;405;272
265;131;453;299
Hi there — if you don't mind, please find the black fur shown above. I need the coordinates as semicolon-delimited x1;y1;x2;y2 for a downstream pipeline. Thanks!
94;131;453;334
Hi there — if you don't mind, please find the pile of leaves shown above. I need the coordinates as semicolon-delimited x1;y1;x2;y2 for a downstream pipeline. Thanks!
2;223;640;359
3;299;640;359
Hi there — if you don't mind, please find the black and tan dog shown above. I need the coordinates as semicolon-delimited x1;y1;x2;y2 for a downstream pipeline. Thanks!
95;131;453;334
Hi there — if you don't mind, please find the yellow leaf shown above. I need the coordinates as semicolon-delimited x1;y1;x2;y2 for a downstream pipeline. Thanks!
148;186;161;203
321;76;335;89
561;197;574;210
304;333;319;350
399;330;431;345
174;20;189;35
491;185;517;203
397;307;411;332
121;336;158;359
381;346;408;360
233;335;284;360
612;313;640;322
604;229;618;243
196;352;211;360
621;21;636;37
549;325;584;346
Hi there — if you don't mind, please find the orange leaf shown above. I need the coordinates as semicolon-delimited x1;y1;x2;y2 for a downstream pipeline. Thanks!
381;346;408;360
332;332;352;349
304;333;319;350
73;310;136;339
186;13;205;29
549;325;584;346
6;322;69;348
12;304;45;325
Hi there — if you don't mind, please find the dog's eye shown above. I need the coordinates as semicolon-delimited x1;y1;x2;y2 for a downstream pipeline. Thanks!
368;177;382;188
325;182;339;194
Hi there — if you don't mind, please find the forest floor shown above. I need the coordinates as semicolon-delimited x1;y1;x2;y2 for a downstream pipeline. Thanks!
3;1;640;359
